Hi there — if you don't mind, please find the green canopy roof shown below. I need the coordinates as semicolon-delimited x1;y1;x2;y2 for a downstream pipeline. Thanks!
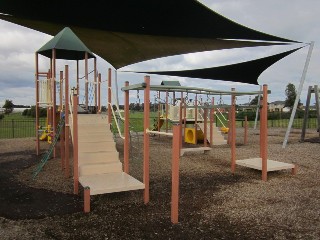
37;27;95;60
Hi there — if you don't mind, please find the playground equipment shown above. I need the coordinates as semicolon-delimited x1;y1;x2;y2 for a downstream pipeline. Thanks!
300;85;320;141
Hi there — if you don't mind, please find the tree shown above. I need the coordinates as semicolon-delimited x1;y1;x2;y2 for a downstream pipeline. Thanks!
3;99;14;114
285;83;300;110
249;95;263;106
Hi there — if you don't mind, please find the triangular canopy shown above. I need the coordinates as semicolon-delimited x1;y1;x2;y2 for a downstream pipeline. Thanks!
129;47;304;85
37;27;95;60
0;0;298;68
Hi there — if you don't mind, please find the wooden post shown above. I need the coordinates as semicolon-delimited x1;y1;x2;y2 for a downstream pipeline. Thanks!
84;187;90;213
261;85;268;181
52;49;57;158
143;76;150;204
171;124;181;224
124;81;130;174
203;108;208;147
210;97;214;147
231;88;236;173
166;91;168;133
85;52;88;111
64;65;70;178
73;89;79;194
244;116;248;145
35;53;40;155
194;94;198;144
94;58;97;112
98;73;101;113
60;71;65;170
301;86;312;141
108;68;112;124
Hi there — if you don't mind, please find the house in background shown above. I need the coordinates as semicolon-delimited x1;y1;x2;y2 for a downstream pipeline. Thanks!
268;101;287;112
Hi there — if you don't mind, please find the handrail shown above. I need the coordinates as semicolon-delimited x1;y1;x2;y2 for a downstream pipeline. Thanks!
109;86;125;121
108;102;125;139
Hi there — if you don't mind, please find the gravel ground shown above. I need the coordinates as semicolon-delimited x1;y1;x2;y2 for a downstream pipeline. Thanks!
0;128;319;239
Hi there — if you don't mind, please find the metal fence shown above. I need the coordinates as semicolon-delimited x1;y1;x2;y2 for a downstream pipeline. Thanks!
0;119;46;139
0;117;318;139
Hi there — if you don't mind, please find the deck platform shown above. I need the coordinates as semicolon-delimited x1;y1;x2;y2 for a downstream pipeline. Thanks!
236;158;295;172
79;172;145;195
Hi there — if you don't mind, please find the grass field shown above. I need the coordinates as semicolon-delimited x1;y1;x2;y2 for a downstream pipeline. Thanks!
0;111;318;139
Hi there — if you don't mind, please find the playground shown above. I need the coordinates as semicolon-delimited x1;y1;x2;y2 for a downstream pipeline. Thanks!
0;127;319;239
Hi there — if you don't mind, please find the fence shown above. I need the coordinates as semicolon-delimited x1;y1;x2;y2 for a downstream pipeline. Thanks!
0;116;318;139
0;119;46;139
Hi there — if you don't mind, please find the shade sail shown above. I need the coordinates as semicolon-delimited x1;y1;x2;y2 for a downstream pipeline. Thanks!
128;47;304;85
0;0;298;69
37;27;95;60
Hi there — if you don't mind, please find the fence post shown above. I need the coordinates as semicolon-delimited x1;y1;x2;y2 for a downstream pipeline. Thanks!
11;119;14;138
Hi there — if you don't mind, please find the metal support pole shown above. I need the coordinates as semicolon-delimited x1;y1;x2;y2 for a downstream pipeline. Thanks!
254;85;262;130
300;86;312;141
283;42;314;148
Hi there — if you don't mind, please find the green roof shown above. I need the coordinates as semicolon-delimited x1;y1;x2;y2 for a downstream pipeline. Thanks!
161;81;181;86
37;27;95;60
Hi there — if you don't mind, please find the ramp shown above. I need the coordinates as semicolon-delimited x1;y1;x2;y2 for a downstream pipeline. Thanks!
197;122;227;145
77;114;144;210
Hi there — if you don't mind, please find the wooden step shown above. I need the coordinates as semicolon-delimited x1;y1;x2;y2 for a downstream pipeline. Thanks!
79;151;119;165
79;161;122;176
180;147;211;156
79;142;116;152
79;135;114;143
79;172;145;195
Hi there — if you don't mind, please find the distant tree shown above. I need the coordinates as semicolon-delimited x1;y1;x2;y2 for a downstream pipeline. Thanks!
3;99;14;114
249;95;263;106
285;83;300;110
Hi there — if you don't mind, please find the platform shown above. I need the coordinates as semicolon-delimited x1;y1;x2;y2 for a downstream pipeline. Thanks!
79;172;145;195
236;158;295;172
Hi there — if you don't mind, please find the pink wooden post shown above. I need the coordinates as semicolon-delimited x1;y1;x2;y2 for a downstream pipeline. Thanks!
98;73;101;113
52;49;57;158
244;116;248;145
73;90;79;194
203;108;208;147
108;68;112;124
166;91;169;133
94;58;97;111
64;65;70;178
261;85;268;181
124;81;130;174
35;53;40;155
231;88;236;173
194;94;198;144
210;97;214;147
60;71;65;170
171;124;181;224
143;76;150;204
84;187;90;212
85;52;88;110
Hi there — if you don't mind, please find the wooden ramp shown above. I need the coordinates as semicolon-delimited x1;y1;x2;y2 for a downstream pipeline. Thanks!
236;158;295;172
77;114;144;211
197;122;227;145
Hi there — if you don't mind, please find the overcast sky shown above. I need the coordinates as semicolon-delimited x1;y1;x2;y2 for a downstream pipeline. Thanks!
0;0;319;107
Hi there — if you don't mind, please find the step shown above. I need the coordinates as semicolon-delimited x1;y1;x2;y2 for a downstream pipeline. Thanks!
79;151;120;165
211;140;227;145
180;147;211;156
79;135;114;143
78;128;113;135
79;172;145;195
78;142;116;152
79;161;123;176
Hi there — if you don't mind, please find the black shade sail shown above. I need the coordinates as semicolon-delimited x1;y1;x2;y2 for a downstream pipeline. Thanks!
128;47;304;85
0;0;298;69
